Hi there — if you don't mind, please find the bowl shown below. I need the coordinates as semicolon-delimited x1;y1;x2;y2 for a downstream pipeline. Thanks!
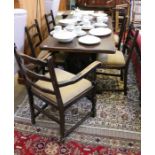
53;31;76;43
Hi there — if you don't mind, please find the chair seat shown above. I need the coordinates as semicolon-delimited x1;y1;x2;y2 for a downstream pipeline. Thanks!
113;33;119;45
97;50;125;67
37;50;50;59
34;68;92;104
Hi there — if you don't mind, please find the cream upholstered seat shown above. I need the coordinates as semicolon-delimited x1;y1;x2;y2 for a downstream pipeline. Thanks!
37;50;50;60
14;47;101;139
97;50;125;67
35;68;92;104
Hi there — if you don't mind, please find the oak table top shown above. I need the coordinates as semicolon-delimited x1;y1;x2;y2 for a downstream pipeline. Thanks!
40;15;116;54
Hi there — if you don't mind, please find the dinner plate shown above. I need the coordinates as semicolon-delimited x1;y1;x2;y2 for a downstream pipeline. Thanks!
53;31;76;43
78;35;101;45
58;19;77;26
94;22;108;27
89;28;112;37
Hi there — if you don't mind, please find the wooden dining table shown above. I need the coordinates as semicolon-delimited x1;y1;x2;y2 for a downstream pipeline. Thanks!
40;11;116;72
40;12;115;53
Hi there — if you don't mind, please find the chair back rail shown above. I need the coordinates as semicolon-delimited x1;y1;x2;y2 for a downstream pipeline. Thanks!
25;19;43;57
122;24;139;69
45;10;56;34
14;48;60;98
117;15;127;50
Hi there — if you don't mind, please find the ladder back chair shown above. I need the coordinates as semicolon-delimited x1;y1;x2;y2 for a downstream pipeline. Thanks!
25;19;51;59
44;10;68;67
45;10;56;34
113;14;127;50
14;46;101;140
97;23;139;95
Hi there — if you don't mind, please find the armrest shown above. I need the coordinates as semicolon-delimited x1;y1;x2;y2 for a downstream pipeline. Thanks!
58;61;101;87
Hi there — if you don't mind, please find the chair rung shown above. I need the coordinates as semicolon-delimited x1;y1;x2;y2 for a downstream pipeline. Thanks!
33;104;60;123
34;102;48;117
63;111;92;139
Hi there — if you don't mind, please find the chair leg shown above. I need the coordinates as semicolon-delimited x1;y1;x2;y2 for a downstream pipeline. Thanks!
59;111;65;139
91;88;96;117
28;91;36;124
124;71;127;95
120;69;124;81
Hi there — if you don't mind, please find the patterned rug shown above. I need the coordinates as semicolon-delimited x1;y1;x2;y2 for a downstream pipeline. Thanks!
14;62;141;151
15;130;140;155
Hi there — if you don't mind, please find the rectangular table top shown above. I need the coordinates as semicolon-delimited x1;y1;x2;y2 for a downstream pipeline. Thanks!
40;14;116;54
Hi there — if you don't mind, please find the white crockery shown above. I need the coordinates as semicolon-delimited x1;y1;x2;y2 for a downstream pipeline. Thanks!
93;12;108;17
89;27;112;37
78;35;101;45
65;24;75;31
50;26;62;36
58;19;77;26
53;30;76;43
76;30;87;37
94;22;108;28
54;25;62;32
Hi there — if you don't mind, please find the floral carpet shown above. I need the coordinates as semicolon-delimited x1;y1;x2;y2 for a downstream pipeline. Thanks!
14;62;141;153
15;130;140;155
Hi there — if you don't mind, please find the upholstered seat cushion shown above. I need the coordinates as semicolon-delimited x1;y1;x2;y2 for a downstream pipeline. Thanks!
113;33;119;45
97;50;125;67
34;68;92;104
37;50;50;59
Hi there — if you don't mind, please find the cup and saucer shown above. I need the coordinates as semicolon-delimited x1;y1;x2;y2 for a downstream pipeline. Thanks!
65;24;75;32
74;26;86;37
81;20;94;30
50;25;62;35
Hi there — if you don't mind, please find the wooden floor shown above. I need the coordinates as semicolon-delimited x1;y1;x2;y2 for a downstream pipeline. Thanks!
14;74;27;111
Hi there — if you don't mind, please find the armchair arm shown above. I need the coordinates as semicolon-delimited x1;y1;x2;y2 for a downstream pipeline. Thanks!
58;61;101;87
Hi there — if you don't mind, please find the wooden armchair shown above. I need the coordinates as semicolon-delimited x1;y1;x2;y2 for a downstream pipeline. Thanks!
14;47;101;140
97;23;139;95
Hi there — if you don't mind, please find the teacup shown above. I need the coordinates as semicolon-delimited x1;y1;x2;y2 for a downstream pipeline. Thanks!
54;25;62;32
75;26;81;32
97;16;104;23
102;16;108;23
83;20;91;27
83;15;90;21
66;24;75;31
